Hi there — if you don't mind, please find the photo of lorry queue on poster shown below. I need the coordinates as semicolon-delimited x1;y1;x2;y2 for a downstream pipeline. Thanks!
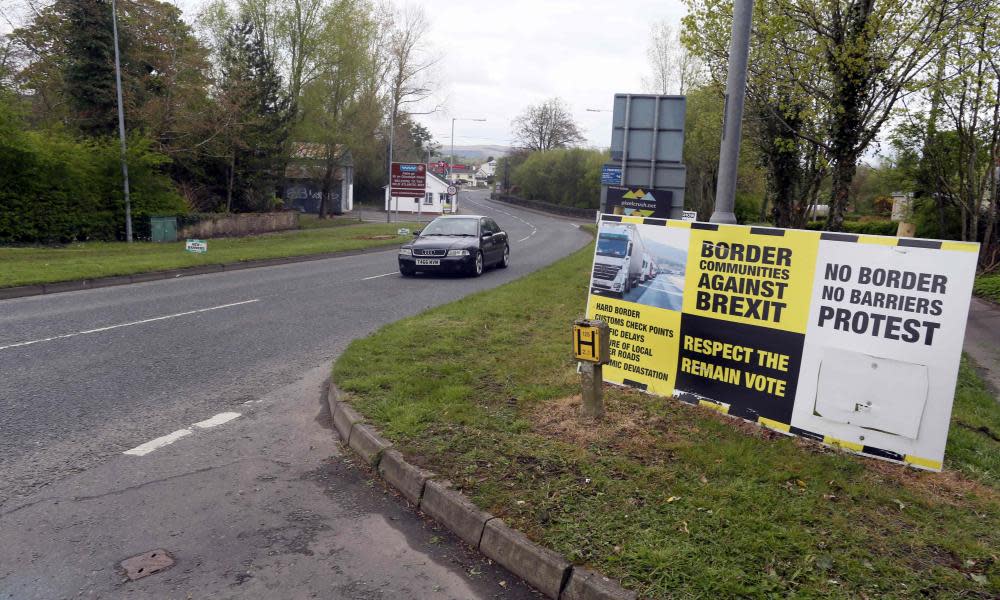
586;214;979;471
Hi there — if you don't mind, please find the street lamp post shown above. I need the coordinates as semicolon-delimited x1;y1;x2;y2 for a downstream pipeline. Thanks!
111;0;133;242
711;0;755;224
450;117;486;190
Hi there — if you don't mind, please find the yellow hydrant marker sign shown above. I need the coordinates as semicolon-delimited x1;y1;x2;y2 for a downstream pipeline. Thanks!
585;215;979;471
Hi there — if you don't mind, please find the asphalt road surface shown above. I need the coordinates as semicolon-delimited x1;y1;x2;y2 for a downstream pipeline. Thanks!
0;189;591;599
623;273;685;311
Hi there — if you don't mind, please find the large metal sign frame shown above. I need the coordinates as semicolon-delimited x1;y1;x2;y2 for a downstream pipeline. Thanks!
601;94;687;219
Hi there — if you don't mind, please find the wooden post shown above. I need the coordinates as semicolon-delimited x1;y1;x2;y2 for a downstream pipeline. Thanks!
573;319;611;420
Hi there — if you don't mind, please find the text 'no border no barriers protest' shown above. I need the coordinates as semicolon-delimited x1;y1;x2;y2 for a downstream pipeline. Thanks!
585;214;979;471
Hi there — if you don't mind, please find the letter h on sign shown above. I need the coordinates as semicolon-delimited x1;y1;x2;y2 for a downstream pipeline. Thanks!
574;320;611;364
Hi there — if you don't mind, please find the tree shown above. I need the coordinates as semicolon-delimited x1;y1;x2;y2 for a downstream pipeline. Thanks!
215;14;292;211
643;20;704;95
511;97;584;152
684;0;952;230
896;0;1000;262
297;0;374;217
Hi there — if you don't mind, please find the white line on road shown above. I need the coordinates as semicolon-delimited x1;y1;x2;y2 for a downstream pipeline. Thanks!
0;299;260;352
362;272;398;281
123;429;193;456
193;412;242;429
124;411;243;456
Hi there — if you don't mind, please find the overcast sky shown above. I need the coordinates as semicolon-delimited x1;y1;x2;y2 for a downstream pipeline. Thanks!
176;0;688;149
5;0;688;149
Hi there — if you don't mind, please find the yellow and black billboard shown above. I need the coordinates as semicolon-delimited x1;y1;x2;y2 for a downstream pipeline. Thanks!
585;215;980;471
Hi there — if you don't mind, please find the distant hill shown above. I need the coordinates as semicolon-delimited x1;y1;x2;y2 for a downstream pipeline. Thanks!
442;145;512;161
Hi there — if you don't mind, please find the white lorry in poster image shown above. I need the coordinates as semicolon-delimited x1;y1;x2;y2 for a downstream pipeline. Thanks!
591;223;648;297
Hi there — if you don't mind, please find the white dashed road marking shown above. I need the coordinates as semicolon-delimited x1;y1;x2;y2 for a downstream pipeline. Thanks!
123;412;243;456
0;299;261;352
362;272;398;281
123;429;194;456
192;412;242;429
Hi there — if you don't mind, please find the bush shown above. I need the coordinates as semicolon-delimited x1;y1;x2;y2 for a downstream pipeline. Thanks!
804;220;898;236
512;148;607;208
0;102;185;243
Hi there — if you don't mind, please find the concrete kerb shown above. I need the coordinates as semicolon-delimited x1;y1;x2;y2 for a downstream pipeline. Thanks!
378;449;433;505
560;567;638;600
347;423;392;467
480;518;571;599
324;383;635;599
419;480;495;549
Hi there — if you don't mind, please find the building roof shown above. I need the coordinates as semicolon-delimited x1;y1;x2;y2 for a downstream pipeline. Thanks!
285;142;353;180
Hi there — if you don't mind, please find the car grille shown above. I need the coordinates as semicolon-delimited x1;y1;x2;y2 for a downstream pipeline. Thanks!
413;248;447;257
592;263;621;280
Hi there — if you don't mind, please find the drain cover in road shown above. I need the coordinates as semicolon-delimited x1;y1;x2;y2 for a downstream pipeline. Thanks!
120;549;174;581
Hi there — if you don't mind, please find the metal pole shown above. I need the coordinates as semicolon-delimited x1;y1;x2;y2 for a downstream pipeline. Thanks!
450;118;455;188
111;0;132;243
387;108;394;223
711;0;754;225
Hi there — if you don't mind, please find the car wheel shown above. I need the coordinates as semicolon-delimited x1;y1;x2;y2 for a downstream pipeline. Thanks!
470;251;484;277
498;245;510;268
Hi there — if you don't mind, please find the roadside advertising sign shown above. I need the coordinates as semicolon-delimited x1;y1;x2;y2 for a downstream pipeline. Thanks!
601;164;623;185
185;239;207;254
585;215;979;471
390;162;427;198
682;211;698;222
606;186;674;219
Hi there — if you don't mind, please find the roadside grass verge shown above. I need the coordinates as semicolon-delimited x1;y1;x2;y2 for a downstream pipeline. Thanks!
0;222;418;288
974;273;1000;304
334;243;1000;598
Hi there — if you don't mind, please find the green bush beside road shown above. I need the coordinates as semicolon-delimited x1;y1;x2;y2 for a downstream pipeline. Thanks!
0;222;418;288
334;243;1000;598
974;273;1000;304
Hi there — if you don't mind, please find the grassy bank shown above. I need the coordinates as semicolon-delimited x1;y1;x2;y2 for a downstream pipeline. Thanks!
334;244;1000;598
0;221;418;288
974;273;1000;304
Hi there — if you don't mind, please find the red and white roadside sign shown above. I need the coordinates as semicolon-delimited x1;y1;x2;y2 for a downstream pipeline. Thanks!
391;163;427;198
447;185;457;195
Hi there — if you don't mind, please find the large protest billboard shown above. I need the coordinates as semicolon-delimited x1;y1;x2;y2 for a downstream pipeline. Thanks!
585;215;979;471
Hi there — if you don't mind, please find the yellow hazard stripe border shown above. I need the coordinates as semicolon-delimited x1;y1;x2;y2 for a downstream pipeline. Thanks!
757;417;791;433
941;241;979;253
823;435;864;452
904;455;943;471
698;399;730;414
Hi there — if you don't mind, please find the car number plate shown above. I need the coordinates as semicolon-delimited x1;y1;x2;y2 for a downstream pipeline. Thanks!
415;259;440;266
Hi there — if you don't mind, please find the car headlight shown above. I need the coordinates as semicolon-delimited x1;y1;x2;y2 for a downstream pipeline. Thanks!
447;249;470;256
399;248;412;256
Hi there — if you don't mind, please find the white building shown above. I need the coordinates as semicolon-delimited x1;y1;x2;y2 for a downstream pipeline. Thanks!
384;172;457;214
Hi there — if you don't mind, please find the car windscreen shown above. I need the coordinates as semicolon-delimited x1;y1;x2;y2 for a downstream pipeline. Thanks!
421;218;478;236
596;234;629;257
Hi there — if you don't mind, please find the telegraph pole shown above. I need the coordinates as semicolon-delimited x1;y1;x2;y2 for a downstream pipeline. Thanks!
710;0;754;225
111;0;133;242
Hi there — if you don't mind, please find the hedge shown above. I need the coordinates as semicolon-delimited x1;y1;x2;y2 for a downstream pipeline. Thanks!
805;220;898;236
0;102;185;244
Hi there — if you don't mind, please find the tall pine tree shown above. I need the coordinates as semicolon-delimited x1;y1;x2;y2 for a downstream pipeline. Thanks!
65;0;118;137
216;16;291;211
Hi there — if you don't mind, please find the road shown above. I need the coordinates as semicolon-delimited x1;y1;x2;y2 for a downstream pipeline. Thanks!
623;272;685;311
0;190;590;599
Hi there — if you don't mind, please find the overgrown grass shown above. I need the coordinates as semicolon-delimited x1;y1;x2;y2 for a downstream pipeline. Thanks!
334;244;1000;599
974;273;1000;303
0;222;418;288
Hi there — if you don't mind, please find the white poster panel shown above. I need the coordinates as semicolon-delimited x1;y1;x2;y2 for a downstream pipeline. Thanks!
790;239;979;470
